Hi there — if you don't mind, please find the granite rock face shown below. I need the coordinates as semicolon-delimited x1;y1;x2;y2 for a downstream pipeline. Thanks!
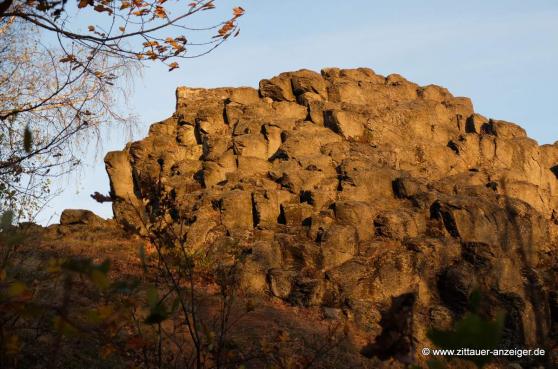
105;68;558;366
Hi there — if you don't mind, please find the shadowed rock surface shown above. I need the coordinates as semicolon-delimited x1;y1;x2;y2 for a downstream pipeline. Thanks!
103;68;558;367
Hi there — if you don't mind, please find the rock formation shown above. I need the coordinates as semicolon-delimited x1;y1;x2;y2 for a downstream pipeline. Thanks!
105;68;558;366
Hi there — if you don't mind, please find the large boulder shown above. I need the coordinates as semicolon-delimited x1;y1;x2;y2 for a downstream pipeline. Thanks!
60;209;104;226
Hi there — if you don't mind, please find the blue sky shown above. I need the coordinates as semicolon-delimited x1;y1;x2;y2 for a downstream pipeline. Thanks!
39;0;558;224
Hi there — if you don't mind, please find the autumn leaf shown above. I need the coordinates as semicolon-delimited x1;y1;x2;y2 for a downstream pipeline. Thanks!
119;26;126;32
59;54;76;63
78;0;91;8
233;6;244;17
88;25;95;32
173;46;185;55
146;50;158;59
36;1;48;10
201;2;215;10
165;38;185;55
168;62;179;71
218;20;234;37
119;1;130;9
132;8;149;16
154;5;167;18
142;40;159;48
94;4;112;14
175;35;187;44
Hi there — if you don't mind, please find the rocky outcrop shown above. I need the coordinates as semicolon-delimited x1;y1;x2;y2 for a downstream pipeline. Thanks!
105;68;558;367
60;209;104;227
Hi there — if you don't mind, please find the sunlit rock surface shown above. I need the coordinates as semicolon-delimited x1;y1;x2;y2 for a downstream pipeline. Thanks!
104;68;558;367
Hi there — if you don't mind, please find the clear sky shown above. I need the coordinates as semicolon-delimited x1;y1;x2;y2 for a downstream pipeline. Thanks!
38;0;558;224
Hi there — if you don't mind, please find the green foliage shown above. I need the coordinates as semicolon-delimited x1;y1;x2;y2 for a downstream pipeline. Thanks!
421;290;505;369
144;285;173;324
0;224;142;368
427;312;505;368
0;210;14;229
61;258;111;289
